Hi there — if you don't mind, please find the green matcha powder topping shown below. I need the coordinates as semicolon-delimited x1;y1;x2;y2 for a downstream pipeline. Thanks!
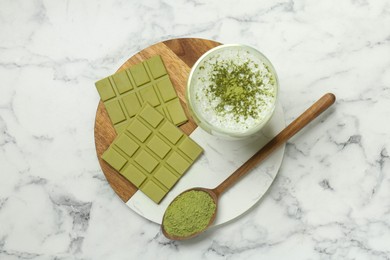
197;55;275;123
163;190;216;237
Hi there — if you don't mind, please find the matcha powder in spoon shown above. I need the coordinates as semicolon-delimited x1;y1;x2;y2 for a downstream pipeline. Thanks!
162;190;217;238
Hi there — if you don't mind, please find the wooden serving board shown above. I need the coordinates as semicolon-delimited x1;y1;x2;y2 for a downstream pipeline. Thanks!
94;38;221;202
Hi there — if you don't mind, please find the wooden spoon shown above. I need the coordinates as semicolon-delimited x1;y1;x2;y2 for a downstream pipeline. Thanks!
162;93;336;240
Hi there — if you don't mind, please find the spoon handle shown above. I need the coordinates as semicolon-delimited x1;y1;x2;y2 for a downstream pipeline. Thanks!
213;93;336;197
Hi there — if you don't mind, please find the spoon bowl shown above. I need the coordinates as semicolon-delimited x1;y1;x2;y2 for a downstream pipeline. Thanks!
161;187;219;240
162;93;336;240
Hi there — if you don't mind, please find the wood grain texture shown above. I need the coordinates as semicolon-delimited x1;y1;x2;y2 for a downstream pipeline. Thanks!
94;38;221;202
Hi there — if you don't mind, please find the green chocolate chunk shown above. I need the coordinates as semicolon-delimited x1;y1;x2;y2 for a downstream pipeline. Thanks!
154;166;177;189
146;55;167;79
156;77;177;102
122;164;146;188
140;86;160;106
101;148;127;172
147;136;171;159
112;70;133;94
116;134;139;157
139;104;164;127
159;121;183;144
101;103;203;204
122;93;141;117
141;181;166;204
166;99;188;126
167;152;191;175
130;63;150;86
178;138;204;161
95;78;115;101
105;101;126;124
127;119;152;143
115;124;128;135
135;150;159;173
95;55;188;133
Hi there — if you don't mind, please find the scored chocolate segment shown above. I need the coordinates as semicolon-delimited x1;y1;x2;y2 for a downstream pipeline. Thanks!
101;103;203;204
95;55;188;134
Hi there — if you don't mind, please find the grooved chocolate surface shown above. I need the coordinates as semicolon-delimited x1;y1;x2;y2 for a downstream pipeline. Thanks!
95;55;187;134
101;104;203;204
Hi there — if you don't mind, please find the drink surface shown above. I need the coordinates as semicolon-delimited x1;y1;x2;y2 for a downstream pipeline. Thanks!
191;47;277;135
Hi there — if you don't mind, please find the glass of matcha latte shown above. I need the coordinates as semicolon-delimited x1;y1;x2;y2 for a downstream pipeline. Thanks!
187;44;279;139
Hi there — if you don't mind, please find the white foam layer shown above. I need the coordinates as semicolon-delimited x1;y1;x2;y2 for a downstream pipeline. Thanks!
192;48;277;134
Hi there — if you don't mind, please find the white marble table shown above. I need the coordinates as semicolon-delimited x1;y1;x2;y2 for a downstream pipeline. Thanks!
1;1;389;259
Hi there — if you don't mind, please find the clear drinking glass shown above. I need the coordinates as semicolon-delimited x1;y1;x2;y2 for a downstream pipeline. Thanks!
186;44;279;139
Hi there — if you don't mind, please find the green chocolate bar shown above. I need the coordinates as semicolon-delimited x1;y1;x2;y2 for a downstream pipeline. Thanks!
95;55;188;134
101;103;203;204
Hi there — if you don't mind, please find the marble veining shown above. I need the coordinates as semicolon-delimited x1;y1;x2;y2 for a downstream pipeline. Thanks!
1;0;390;259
